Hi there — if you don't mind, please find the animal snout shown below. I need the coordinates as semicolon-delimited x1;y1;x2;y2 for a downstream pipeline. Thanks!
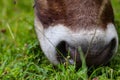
34;0;118;67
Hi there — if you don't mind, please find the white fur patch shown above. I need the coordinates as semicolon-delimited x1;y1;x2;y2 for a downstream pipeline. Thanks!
35;19;118;65
106;23;118;53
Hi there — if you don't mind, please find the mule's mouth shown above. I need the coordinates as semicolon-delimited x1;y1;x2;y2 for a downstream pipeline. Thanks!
56;38;116;67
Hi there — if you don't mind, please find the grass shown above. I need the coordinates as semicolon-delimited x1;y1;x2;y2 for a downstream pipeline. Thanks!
0;0;120;80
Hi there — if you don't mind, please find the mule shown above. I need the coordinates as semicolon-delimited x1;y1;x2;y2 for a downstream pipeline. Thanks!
34;0;118;67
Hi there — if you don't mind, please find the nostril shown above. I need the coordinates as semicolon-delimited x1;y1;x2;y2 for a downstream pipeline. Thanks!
56;41;67;55
85;38;117;66
56;41;68;62
110;38;117;52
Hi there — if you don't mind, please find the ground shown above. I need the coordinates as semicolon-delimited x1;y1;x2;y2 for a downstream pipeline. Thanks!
0;0;120;80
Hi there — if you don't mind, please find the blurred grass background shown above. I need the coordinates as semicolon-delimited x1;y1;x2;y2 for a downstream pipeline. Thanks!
0;0;120;80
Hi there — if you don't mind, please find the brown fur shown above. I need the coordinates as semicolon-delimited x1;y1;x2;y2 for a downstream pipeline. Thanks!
34;0;114;30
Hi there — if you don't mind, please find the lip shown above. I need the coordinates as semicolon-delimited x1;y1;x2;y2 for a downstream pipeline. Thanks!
56;38;116;67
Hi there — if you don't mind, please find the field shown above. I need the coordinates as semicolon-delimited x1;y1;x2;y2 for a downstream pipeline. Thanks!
0;0;120;80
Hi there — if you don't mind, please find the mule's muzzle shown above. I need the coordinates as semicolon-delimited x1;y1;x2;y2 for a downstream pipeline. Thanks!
56;38;117;67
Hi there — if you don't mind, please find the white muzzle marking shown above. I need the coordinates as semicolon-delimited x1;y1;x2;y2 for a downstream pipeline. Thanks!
35;17;118;64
